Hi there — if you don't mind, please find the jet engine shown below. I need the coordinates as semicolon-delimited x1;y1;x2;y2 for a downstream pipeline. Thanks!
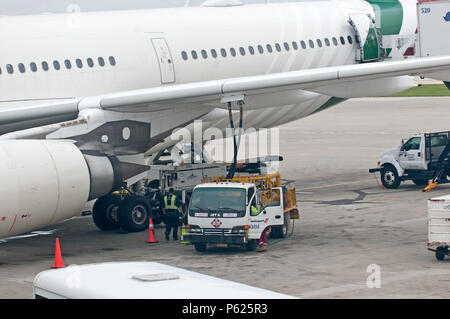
0;140;115;237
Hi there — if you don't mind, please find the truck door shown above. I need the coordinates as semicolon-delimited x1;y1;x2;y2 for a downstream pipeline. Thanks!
398;136;426;170
151;38;176;84
248;187;284;237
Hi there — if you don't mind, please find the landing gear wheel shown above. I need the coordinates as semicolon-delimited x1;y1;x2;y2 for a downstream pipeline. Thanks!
245;240;258;251
271;214;289;238
92;195;121;231
194;243;207;252
117;197;151;232
381;166;401;189
435;246;447;261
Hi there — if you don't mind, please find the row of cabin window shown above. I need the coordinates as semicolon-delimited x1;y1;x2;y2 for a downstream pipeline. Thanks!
181;36;354;60
0;56;116;75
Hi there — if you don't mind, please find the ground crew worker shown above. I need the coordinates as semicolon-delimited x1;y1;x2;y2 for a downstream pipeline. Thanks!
163;188;183;240
250;199;268;252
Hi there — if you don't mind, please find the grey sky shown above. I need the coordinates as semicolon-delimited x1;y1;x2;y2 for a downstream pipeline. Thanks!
0;0;298;16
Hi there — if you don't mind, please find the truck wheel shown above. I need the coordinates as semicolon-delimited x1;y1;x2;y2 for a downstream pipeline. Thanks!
194;243;207;252
435;246;447;261
245;240;258;251
271;214;289;238
92;195;121;231
117;197;152;232
381;166;401;189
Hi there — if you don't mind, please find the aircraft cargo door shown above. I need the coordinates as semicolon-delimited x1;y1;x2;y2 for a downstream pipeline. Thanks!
348;14;383;63
151;38;176;84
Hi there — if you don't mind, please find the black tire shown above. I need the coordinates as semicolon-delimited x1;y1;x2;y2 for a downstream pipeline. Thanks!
381;165;401;189
412;179;428;186
436;246;447;261
92;195;121;231
245;240;258;251
271;214;289;239
117;197;152;232
194;243;207;252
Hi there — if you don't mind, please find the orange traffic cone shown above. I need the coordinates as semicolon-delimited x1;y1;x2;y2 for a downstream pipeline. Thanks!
51;237;66;269
146;218;158;244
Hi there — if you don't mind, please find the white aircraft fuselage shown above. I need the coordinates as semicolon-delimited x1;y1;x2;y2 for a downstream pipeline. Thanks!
0;0;415;131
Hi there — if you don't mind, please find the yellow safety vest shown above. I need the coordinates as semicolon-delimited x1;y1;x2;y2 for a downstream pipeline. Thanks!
251;205;259;216
164;195;178;210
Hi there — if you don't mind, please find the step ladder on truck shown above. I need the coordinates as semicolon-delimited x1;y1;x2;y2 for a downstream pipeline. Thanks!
183;172;300;252
369;131;450;191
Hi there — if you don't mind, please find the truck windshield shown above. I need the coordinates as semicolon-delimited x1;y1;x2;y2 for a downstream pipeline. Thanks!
189;188;246;217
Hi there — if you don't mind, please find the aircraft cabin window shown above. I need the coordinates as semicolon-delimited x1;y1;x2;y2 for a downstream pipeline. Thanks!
266;44;273;53
77;59;84;68
42;61;49;71
87;58;94;67
332;37;338;46
230;48;236;57
6;64;13;74
300;41;306;49
65;60;72;69
211;49;218;58
292;41;298;50
181;51;188;60
309;40;315;48
317;39;323;48
275;43;281;52
220;48;227;57
325;38;331;47
0;67;2;75
239;47;245;56
201;50;208;59
258;45;264;54
340;36;346;45
347;36;353;44
248;46;255;55
30;62;37;72
53;61;61;70
284;42;290;51
18;63;26;73
98;57;105;66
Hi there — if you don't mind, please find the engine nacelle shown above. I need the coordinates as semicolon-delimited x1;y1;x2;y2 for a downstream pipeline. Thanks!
0;140;92;237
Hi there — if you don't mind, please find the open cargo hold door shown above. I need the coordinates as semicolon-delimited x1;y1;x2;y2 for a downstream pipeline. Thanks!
348;13;383;63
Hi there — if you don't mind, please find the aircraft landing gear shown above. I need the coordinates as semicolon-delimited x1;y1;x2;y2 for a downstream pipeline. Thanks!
92;194;152;233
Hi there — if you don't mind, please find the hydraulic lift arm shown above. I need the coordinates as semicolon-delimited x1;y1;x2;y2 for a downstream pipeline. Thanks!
423;141;450;192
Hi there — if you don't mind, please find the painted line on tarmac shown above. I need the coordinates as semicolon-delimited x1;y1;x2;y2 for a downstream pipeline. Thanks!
298;268;450;298
296;179;375;191
0;229;58;243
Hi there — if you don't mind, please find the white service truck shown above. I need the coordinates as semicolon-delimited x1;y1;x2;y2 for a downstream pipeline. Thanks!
184;173;299;252
370;131;450;189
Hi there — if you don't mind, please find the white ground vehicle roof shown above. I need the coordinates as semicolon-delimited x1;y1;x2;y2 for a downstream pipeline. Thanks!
194;182;253;189
33;262;295;299
430;194;450;201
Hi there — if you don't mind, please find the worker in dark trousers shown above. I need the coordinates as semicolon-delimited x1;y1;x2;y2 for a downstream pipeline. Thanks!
162;188;183;240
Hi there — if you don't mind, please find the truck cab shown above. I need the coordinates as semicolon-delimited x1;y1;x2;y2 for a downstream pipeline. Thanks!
371;132;450;189
185;174;298;252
